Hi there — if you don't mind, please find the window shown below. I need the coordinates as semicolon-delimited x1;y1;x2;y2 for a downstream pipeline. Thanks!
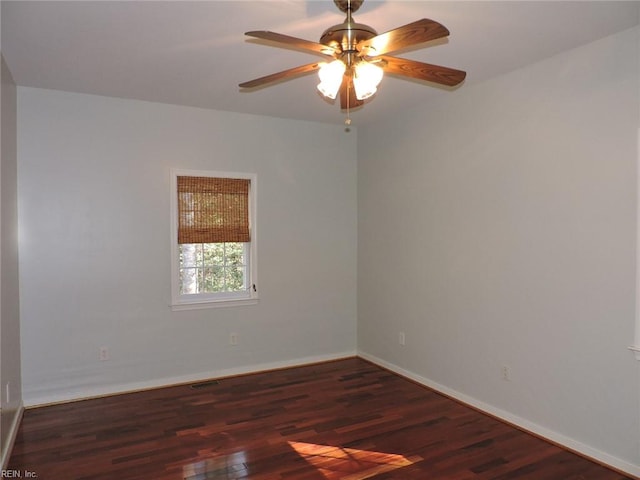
170;170;257;310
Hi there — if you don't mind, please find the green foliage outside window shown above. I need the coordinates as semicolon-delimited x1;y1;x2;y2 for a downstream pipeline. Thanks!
179;242;246;294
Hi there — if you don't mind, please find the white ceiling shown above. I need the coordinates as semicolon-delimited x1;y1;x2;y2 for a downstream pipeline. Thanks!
2;1;638;126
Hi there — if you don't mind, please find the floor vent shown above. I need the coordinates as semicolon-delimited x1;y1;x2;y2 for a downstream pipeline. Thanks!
190;380;220;389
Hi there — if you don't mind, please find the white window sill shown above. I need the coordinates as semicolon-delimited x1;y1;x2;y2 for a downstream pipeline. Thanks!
171;297;259;311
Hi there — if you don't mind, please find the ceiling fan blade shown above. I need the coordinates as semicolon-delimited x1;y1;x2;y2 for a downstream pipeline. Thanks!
358;19;449;57
381;55;466;86
239;62;321;89
340;76;364;110
245;31;338;57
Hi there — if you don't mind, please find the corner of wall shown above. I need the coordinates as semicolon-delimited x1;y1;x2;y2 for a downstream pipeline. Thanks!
1;404;23;469
1;52;24;467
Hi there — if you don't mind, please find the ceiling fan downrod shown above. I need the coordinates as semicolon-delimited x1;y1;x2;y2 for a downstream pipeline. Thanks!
333;0;364;15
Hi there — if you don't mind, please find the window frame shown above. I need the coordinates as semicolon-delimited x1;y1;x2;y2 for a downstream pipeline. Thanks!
170;169;258;310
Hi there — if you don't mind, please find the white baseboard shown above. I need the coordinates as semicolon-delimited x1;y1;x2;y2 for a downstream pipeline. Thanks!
358;350;640;479
1;403;24;469
23;350;357;408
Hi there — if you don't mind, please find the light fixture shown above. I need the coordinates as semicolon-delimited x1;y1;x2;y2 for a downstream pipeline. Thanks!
317;59;384;102
353;61;383;100
317;60;346;99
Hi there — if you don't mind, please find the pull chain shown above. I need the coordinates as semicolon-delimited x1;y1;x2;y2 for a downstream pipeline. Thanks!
345;0;353;128
345;80;352;129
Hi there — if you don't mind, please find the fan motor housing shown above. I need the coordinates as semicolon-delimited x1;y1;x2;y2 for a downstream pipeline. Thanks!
320;22;377;53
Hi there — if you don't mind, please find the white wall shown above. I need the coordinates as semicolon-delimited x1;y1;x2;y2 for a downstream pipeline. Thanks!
358;27;640;473
17;88;358;406
1;54;22;465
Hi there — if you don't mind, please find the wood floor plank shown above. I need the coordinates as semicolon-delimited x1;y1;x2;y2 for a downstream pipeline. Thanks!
8;358;633;479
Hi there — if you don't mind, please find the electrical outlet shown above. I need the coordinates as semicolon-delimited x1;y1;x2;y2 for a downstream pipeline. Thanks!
230;333;238;346
99;346;110;361
502;365;511;381
399;331;406;346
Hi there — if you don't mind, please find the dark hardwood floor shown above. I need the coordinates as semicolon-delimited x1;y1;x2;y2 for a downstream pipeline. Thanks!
8;357;632;480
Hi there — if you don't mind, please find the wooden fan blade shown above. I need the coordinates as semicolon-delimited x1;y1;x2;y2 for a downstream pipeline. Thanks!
239;62;321;88
340;76;364;110
245;31;338;57
358;19;449;57
381;55;466;86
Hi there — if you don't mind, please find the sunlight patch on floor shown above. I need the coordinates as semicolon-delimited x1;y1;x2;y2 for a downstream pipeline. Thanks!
181;451;247;479
288;441;423;480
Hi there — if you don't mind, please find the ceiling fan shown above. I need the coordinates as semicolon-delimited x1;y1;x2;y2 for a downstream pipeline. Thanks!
239;0;466;120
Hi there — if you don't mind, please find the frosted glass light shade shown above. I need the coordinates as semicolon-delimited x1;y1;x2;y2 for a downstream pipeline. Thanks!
353;62;383;100
317;60;346;99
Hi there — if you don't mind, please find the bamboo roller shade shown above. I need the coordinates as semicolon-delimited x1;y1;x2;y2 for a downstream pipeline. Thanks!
177;176;250;244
